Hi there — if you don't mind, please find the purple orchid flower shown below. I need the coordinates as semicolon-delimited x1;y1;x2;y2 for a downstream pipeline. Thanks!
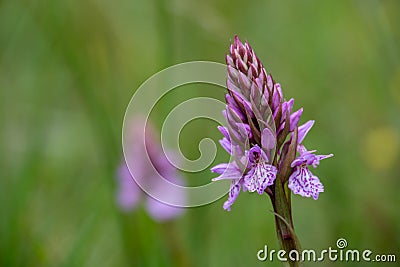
211;36;333;211
288;144;333;200
211;127;277;210
116;116;186;222
288;121;333;200
244;145;277;195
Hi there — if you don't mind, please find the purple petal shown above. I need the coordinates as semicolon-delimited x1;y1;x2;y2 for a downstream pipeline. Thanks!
218;126;230;140
145;196;184;222
226;109;244;141
219;138;232;154
288;166;324;200
312;154;334;168
144;171;186;221
211;163;229;174
291;157;305;168
291;145;333;168
255;78;264;93
298;120;315;144
222;109;227;121
297;144;309;154
289;108;303;131
238;71;251;90
275;83;283;99
236;122;252;139
247;145;262;164
267;74;273;90
304;153;319;166
226;54;234;67
281;98;294;122
263;84;270;99
211;162;241;181
232;144;247;166
244;162;277;194
237;58;248;73
145;175;186;222
223;179;242;211
227;66;239;83
261;127;276;151
272;93;280;111
116;164;141;212
276;98;294;126
225;94;246;121
229;90;252;116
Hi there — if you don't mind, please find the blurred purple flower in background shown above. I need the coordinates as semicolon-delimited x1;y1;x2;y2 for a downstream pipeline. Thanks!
117;164;141;211
116;116;186;222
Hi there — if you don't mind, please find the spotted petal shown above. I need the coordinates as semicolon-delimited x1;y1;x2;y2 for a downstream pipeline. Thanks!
244;162;277;195
288;166;324;200
223;179;242;211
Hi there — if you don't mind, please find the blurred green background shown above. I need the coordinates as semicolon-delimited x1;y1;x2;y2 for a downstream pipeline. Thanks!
1;0;399;266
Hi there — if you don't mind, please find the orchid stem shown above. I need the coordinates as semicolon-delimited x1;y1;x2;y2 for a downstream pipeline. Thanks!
270;178;302;267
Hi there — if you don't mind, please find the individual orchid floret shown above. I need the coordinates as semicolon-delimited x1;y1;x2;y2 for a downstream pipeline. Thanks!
288;145;333;200
211;161;244;211
288;165;323;200
244;145;277;195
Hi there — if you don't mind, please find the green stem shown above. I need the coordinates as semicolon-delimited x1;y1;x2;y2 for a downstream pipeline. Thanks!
271;179;302;267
